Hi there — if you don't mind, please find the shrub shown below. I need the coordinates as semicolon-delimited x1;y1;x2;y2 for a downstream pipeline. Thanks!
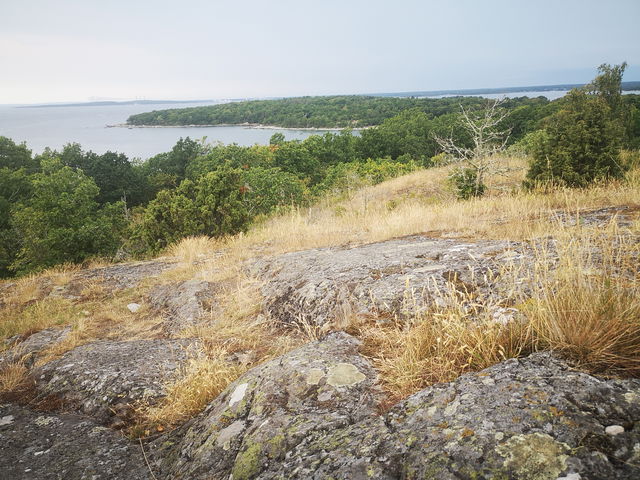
448;167;486;200
130;166;250;254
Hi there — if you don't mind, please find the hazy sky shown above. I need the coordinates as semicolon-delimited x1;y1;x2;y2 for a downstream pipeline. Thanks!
2;0;639;104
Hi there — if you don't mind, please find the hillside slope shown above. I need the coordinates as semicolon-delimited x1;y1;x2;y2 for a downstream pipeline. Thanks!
1;160;639;479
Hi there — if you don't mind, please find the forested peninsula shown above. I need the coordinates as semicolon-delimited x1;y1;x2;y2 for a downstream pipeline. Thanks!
126;95;555;129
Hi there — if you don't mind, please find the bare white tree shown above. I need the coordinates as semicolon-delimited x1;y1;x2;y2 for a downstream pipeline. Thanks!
434;98;511;197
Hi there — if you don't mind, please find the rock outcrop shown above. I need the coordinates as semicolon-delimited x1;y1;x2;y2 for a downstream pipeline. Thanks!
148;279;217;334
146;334;640;480
71;260;176;291
252;236;536;328
33;339;199;425
2;230;639;479
0;327;71;369
2;333;639;479
0;403;151;480
151;332;381;479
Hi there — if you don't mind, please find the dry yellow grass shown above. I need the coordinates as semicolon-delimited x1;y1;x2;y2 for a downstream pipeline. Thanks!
357;219;640;404
136;273;302;429
0;361;31;398
0;297;80;341
355;279;531;405
524;226;640;376
140;348;246;427
217;157;639;261
167;235;220;263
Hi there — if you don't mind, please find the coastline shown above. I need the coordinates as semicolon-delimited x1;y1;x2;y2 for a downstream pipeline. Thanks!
106;122;369;131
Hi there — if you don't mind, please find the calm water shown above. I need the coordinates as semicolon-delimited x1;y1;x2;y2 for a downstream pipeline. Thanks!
0;102;336;160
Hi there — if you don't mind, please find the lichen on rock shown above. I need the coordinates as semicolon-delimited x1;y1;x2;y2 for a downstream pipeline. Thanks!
495;433;570;480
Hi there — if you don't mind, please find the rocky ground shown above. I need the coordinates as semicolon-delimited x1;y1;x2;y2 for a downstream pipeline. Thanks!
1;209;639;479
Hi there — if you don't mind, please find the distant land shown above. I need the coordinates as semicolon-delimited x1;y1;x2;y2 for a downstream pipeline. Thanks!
17;99;221;108
125;82;640;130
372;81;640;98
17;81;640;109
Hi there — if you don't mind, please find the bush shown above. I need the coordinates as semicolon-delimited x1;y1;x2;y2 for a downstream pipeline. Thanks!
243;167;308;216
448;167;486;200
130;166;251;254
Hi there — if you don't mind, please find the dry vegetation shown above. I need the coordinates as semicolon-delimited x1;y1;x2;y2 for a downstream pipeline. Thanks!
1;154;639;428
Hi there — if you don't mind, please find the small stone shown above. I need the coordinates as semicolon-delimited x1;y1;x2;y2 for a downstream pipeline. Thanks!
605;425;625;436
557;473;581;480
228;383;249;407
0;415;15;426
127;303;141;313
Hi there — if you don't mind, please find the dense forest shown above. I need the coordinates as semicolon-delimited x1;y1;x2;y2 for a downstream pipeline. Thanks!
127;95;561;129
2;64;638;278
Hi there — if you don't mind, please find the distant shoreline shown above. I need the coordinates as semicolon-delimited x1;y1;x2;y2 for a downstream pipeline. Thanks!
108;123;368;131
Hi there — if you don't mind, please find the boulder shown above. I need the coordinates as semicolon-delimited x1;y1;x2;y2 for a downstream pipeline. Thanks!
34;339;199;425
151;332;381;479
259;352;640;480
0;403;150;480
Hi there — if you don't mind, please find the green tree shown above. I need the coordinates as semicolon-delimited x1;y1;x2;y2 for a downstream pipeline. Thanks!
0;137;38;172
273;140;321;182
269;132;286;145
525;90;625;187
588;62;627;115
56;143;147;206
10;159;126;274
0;168;34;276
358;109;436;162
243;167;307;216
141;137;206;195
526;63;630;189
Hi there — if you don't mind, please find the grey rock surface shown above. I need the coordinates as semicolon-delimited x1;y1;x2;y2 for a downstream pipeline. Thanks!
0;327;71;369
148;279;217;334
278;352;640;480
150;335;640;480
252;235;536;328
552;206;638;228
151;332;381;479
0;403;150;480
33;339;198;425
72;259;175;291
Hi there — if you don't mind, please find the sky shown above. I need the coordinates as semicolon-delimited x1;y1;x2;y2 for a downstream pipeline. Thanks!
1;0;639;104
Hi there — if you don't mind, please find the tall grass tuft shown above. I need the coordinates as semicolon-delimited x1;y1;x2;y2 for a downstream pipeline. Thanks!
524;227;640;376
140;348;245;428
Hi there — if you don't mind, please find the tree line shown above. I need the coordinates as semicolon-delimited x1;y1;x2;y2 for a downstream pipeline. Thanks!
127;95;558;129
